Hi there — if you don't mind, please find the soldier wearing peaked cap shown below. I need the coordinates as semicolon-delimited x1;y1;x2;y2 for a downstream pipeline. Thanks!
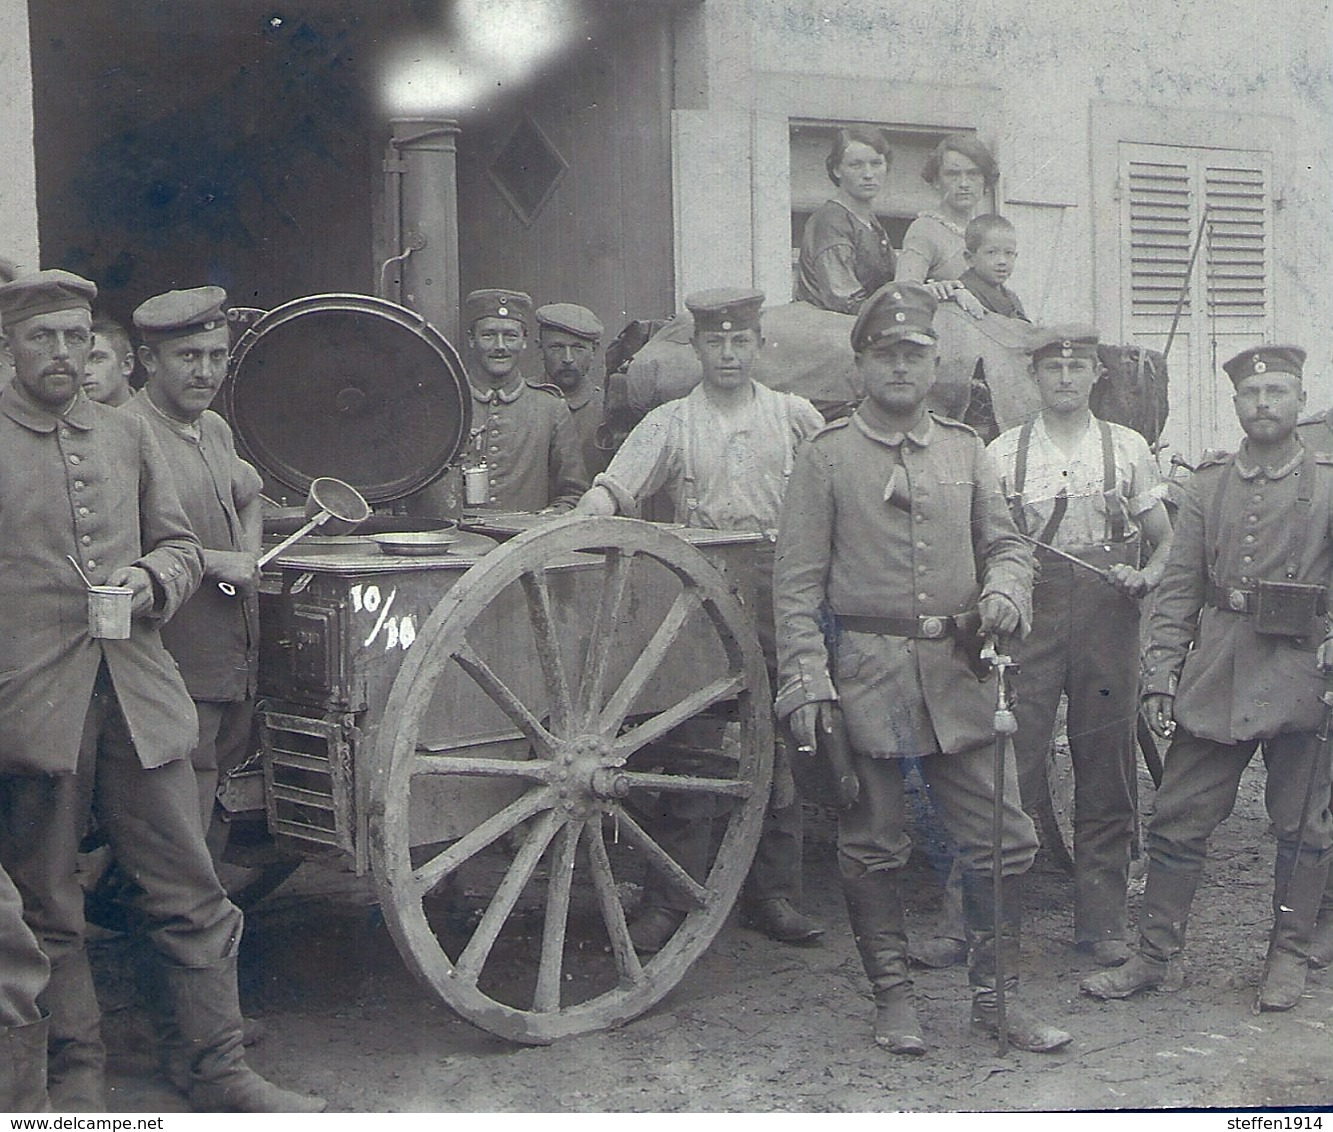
417;288;588;515
987;324;1173;968
126;287;264;861
775;282;1073;1055
1084;344;1333;1014
0;271;322;1113
536;302;607;476
577;287;828;951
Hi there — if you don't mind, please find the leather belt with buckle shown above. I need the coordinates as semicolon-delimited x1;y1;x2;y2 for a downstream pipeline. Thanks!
835;613;959;640
1205;581;1254;615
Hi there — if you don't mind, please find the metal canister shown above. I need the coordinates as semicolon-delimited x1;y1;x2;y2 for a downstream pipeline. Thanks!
464;462;490;507
87;585;134;640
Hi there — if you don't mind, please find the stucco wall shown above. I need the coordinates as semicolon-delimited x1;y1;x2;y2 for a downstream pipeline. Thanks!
0;3;38;270
672;0;1333;444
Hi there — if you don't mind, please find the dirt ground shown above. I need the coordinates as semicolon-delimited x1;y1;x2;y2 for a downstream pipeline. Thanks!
93;758;1332;1114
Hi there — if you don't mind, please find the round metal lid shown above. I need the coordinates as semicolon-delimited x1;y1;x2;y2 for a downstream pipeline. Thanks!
225;293;471;505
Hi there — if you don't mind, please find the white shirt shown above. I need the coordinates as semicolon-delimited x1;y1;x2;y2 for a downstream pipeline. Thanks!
987;415;1160;548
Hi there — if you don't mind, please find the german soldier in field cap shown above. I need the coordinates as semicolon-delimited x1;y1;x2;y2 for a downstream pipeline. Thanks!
128;289;263;868
0;271;323;1112
536;301;606;475
1083;344;1333;1013
577;287;828;952
459;288;588;511
986;325;1173;967
775;282;1072;1055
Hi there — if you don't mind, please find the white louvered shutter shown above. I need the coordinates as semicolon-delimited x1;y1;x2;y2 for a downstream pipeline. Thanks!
1118;143;1273;460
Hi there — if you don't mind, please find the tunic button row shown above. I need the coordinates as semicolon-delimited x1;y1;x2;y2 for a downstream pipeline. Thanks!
1246;514;1258;524
73;480;84;490
86;560;96;570
916;540;928;550
68;454;81;465
1243;534;1255;543
80;535;91;546
77;507;89;517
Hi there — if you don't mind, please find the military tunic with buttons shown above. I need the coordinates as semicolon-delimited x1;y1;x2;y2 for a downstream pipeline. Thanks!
0;382;202;775
1143;442;1333;742
775;410;1033;757
470;378;589;512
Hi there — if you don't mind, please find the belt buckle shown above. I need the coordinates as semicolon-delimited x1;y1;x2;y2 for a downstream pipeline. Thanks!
1227;588;1248;612
919;615;945;639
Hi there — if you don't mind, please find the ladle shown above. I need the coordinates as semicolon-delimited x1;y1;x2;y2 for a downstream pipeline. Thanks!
218;476;371;595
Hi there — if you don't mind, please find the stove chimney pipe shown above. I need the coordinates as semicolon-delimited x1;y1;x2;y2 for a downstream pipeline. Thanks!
382;117;461;345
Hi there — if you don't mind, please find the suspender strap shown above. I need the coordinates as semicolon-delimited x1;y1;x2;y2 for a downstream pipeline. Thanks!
1099;418;1128;543
1283;448;1317;580
1008;418;1035;534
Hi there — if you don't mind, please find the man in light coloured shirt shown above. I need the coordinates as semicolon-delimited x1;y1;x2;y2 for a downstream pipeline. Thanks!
576;287;826;951
987;325;1172;966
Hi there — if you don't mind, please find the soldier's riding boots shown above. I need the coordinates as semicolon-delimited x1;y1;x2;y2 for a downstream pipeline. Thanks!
0;1015;49;1112
1080;861;1195;999
1257;847;1329;1011
40;953;106;1111
841;869;925;1054
1307;855;1333;970
962;872;1072;1052
165;954;326;1112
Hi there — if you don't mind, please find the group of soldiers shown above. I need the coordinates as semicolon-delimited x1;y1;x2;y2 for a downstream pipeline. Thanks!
0;258;1331;1112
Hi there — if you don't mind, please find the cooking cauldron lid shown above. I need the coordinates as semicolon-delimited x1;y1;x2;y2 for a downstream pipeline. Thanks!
225;294;471;504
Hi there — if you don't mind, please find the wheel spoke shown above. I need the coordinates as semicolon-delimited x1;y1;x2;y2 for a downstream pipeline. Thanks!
597;587;700;734
520;568;573;735
413;786;555;897
455;810;561;985
586;816;645;986
577;548;635;724
614;808;709;908
611;674;745;761
412;754;551;782
619;770;753;798
533;820;582;1013
454;642;556;756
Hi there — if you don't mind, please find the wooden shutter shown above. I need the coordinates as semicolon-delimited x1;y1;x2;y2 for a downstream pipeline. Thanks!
1126;157;1194;318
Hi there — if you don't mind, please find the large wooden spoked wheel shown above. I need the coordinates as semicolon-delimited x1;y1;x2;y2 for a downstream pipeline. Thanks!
369;516;773;1043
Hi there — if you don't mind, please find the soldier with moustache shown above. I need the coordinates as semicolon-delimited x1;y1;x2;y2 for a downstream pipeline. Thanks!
0;270;323;1112
415;289;587;516
536;302;607;477
1083;345;1333;1012
775;283;1071;1055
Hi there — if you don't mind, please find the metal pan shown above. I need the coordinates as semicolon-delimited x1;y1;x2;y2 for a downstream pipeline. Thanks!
369;529;461;557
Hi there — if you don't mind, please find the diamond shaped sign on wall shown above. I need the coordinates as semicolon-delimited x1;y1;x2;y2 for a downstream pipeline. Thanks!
487;115;568;227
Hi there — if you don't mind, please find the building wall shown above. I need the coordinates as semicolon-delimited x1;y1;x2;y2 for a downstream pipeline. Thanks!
0;2;38;270
454;7;677;351
672;0;1333;456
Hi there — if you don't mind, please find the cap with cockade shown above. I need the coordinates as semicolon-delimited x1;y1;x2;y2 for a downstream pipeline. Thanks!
1027;324;1100;362
685;288;765;334
1222;345;1306;385
0;269;97;332
465;288;533;329
133;286;230;343
850;282;937;352
535;302;603;341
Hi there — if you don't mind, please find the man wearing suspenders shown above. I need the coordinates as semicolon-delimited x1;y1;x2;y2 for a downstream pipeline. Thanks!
988;326;1173;966
1083;345;1333;1011
576;288;827;951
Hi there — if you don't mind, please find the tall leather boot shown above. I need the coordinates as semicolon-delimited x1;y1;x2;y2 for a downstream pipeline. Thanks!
165;955;325;1112
962;871;1071;1053
38;953;105;1112
0;1015;49;1112
1257;847;1329;1011
840;869;924;1054
1081;860;1196;999
629;811;713;954
1307;854;1333;970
